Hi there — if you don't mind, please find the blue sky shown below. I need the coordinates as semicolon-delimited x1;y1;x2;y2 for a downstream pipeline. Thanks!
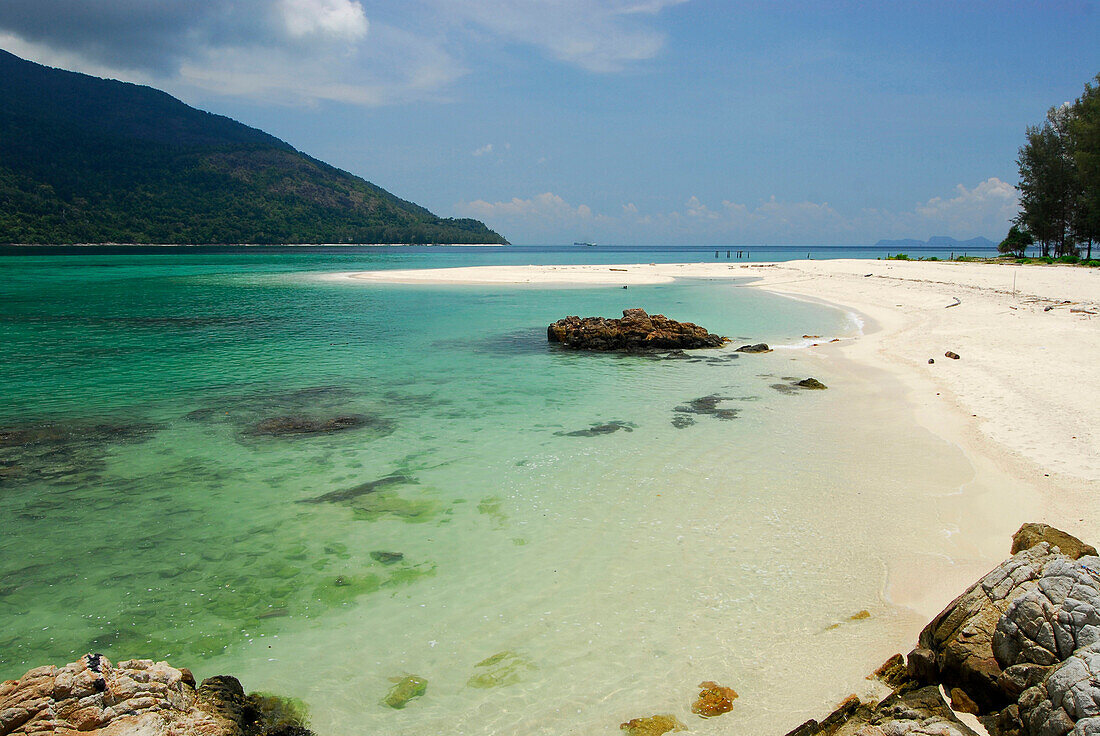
2;0;1098;244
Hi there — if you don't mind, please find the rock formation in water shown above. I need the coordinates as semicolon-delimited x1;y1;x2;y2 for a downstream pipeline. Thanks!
783;523;1100;736
0;654;311;736
547;308;727;351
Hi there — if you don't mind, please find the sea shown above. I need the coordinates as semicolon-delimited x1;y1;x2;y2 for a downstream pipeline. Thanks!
0;244;1002;734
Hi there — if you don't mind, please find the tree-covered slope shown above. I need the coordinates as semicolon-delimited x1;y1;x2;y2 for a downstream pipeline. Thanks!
0;50;507;244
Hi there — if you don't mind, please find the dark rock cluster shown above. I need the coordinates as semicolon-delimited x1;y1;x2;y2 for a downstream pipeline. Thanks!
547;308;727;351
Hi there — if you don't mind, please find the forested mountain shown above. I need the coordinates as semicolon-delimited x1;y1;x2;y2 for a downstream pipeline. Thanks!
0;50;507;245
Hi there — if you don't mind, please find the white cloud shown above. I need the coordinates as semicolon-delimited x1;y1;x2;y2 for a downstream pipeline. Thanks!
460;192;597;221
279;0;369;41
426;0;688;72
169;21;464;106
455;179;1020;245
472;144;494;156
0;0;686;106
912;177;1019;234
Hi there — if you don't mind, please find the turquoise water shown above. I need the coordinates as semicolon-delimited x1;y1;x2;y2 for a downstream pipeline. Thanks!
0;249;986;734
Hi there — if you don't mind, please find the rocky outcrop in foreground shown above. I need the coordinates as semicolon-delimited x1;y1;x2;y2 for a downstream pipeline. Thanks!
785;523;1100;736
0;654;311;736
547;309;727;351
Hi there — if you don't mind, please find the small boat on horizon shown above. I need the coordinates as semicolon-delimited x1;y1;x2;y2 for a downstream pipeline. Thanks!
573;241;597;247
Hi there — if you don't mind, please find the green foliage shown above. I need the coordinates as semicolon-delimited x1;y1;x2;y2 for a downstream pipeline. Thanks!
1058;253;1081;263
998;224;1034;257
0;50;507;245
1016;73;1099;260
886;253;910;260
1088;259;1100;267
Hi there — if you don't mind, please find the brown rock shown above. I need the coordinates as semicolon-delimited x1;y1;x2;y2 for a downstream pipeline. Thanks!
871;654;909;688
0;655;311;736
548;308;727;351
619;714;688;735
1009;522;1097;559
736;343;772;353
795;378;828;390
945;351;961;359
950;687;980;715
690;680;738;717
781;695;863;736
914;543;1061;710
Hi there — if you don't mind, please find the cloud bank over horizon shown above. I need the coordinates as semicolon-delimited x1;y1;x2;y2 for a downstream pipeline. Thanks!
455;178;1020;245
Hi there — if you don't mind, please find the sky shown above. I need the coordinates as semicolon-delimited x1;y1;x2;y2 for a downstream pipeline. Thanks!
1;1;1099;245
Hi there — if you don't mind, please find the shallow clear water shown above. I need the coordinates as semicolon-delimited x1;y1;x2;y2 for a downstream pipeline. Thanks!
0;248;993;734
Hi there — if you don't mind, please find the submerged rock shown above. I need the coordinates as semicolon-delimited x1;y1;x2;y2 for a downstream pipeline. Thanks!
0;654;312;736
670;415;696;429
297;475;416;504
771;378;828;394
0;420;160;486
673;395;741;421
466;651;536;689
382;675;427;709
250;414;382;437
555;421;635;437
370;550;405;565
547;308;727;350
619;714;688;735
691;680;738;717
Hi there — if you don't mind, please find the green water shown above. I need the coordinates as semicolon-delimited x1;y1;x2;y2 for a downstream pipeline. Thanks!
4;250;968;734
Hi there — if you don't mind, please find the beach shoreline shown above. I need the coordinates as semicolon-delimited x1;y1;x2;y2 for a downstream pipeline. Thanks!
333;258;1100;619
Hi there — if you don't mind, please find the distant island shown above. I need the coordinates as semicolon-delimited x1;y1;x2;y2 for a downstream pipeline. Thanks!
874;235;995;248
0;49;507;245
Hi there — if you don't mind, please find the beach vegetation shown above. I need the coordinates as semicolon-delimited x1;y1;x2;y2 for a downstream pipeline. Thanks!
998;225;1034;257
1015;73;1100;260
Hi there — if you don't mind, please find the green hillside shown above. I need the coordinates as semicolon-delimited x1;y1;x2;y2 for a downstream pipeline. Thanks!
0;50;507;245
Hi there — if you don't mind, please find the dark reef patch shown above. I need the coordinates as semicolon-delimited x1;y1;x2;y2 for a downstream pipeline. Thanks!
249;414;386;438
672;395;741;421
0;419;161;486
298;475;417;504
554;421;637;437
